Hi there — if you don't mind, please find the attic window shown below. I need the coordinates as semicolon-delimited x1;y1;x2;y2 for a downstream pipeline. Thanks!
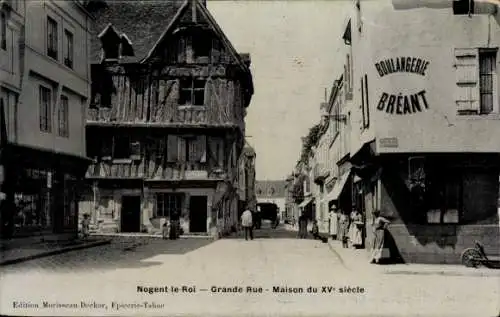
98;25;134;61
193;35;211;59
99;26;121;60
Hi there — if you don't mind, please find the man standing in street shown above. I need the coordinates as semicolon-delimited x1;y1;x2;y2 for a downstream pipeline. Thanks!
241;207;253;241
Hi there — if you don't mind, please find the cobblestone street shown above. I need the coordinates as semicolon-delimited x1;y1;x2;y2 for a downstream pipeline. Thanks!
1;226;498;317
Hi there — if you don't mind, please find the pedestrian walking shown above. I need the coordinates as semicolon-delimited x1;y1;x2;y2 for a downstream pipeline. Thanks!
339;211;350;248
241;208;253;240
329;206;339;240
370;210;391;264
81;214;90;240
351;209;364;248
162;221;169;240
298;212;308;239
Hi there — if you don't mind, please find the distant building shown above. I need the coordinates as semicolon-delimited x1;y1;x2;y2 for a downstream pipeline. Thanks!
80;0;254;237
326;0;500;263
0;1;93;240
255;180;287;219
237;142;256;216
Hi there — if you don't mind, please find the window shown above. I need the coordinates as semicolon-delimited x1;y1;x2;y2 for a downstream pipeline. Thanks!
1;12;6;50
58;95;69;137
64;30;73;68
426;171;462;224
455;48;497;115
113;135;130;159
179;78;205;106
193;35;211;59
479;49;496;115
39;86;52;133
47;16;58;60
156;193;183;217
361;74;370;129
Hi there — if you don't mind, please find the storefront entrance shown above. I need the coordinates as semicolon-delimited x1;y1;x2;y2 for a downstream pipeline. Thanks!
189;196;207;233
120;196;141;232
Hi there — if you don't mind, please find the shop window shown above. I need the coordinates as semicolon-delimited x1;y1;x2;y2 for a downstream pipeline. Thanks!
63;174;77;228
156;193;183;217
12;169;52;230
47;16;58;60
179;78;205;106
425;171;461;224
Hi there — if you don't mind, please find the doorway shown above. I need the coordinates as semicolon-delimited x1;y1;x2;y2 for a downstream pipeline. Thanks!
121;196;141;232
189;196;208;233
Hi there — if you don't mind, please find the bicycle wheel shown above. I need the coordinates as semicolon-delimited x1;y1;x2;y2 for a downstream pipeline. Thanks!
461;248;481;268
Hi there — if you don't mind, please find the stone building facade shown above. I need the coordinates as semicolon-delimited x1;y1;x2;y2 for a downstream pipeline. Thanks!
0;0;92;241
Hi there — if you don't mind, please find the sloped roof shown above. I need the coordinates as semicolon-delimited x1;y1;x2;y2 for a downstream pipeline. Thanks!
255;180;287;198
87;0;186;63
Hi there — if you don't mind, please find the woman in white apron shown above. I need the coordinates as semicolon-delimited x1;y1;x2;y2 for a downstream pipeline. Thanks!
329;207;339;240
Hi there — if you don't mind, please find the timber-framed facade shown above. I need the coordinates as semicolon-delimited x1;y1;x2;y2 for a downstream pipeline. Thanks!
81;0;254;236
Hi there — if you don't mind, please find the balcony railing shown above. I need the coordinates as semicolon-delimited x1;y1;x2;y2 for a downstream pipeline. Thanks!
85;160;227;181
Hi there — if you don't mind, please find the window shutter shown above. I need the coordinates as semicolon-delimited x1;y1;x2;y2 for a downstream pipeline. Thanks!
178;37;186;63
211;39;220;64
454;48;479;113
178;137;187;162
199;135;207;163
188;138;197;162
204;79;213;108
167;135;178;162
346;54;351;92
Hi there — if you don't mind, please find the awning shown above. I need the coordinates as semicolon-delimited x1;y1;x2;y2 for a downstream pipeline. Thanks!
298;197;314;208
324;171;351;203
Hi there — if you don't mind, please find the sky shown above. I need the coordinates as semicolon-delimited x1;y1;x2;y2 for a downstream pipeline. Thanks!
208;0;351;181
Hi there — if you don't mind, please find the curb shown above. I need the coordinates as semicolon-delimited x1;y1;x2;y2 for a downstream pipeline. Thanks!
0;240;112;267
382;267;500;277
327;240;500;277
91;233;213;239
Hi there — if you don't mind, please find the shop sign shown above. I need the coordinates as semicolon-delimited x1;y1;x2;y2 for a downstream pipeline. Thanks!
374;57;431;115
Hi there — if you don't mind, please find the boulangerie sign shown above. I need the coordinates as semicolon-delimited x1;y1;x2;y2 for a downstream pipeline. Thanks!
374;57;431;115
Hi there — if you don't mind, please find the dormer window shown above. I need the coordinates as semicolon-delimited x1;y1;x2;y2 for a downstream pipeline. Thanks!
98;24;134;61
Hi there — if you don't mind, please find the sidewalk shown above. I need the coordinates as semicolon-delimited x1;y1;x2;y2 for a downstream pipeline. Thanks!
0;238;111;266
327;239;500;277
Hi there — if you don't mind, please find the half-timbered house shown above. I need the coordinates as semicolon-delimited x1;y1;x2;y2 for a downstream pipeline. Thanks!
80;0;254;236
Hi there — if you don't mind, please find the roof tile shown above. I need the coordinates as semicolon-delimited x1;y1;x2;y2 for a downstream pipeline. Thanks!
87;0;186;63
